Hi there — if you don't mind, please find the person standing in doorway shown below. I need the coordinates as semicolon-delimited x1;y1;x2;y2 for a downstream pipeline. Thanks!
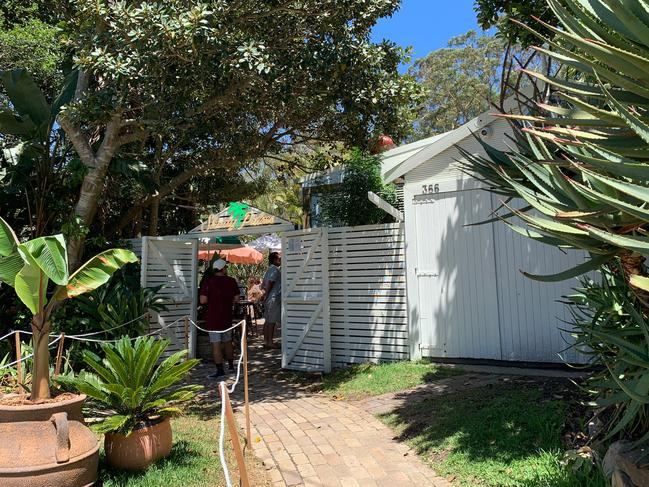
262;251;282;349
199;258;240;378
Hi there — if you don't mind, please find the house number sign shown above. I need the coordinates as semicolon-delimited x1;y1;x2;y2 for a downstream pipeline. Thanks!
421;183;440;195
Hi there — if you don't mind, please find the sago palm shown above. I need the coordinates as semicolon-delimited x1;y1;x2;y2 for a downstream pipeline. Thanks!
63;336;201;436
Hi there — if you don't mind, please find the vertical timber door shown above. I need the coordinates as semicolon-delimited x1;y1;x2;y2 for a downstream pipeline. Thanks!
413;190;502;359
282;228;331;372
141;237;198;358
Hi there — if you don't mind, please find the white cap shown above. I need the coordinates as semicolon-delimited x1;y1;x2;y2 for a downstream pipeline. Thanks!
212;259;227;271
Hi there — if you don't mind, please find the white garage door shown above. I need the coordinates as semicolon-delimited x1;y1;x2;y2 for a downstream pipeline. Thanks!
413;190;502;359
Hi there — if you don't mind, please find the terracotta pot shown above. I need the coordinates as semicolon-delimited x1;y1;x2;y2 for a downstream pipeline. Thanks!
104;417;173;471
0;411;99;487
0;394;86;423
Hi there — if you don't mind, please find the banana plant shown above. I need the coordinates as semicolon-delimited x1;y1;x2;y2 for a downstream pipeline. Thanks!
0;216;137;401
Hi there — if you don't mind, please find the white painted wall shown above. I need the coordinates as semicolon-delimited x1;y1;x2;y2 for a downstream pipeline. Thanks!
403;118;588;364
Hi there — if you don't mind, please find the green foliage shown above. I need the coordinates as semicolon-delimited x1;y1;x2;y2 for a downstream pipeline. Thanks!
52;267;168;367
2;339;76;395
569;264;649;442
0;69;82;238
474;0;558;47
0;18;62;95
61;336;201;436
409;31;504;137
318;149;398;227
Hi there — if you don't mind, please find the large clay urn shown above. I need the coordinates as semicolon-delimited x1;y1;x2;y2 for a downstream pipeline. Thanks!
104;417;173;471
0;394;99;487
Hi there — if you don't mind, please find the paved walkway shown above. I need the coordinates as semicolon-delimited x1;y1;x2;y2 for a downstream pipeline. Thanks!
192;338;581;486
193;339;464;487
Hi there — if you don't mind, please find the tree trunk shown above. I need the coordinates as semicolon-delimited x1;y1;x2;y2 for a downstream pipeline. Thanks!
67;164;111;268
149;196;160;236
61;112;124;269
30;318;51;402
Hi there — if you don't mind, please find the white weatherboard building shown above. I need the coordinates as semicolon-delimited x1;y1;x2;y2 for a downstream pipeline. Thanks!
381;109;587;364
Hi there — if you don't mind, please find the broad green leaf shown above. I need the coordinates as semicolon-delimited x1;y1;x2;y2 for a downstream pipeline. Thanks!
51;248;137;301
51;70;79;116
17;235;68;285
14;264;48;314
0;254;25;287
522;253;613;282
0;70;50;127
0;216;19;257
0;109;34;136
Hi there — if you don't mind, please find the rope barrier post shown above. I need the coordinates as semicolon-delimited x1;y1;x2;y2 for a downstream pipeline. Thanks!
243;322;251;447
221;383;250;487
54;333;65;376
183;317;189;360
14;331;23;394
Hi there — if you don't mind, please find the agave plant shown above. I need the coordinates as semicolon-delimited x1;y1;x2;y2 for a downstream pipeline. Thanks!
466;0;649;285
62;336;201;436
0;216;137;401
465;0;649;439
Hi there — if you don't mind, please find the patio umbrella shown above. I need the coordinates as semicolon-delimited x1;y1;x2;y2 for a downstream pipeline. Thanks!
198;246;263;264
248;234;282;252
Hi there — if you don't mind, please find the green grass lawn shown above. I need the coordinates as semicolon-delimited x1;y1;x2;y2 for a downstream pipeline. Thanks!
98;415;268;487
317;360;463;400
380;382;607;487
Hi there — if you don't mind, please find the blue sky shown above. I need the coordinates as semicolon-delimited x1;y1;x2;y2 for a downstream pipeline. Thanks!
371;0;482;69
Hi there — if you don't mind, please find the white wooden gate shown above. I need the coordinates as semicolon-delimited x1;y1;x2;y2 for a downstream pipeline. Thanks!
141;237;198;357
282;223;408;372
282;228;330;372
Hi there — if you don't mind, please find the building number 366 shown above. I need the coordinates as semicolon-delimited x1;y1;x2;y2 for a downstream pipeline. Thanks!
421;184;440;194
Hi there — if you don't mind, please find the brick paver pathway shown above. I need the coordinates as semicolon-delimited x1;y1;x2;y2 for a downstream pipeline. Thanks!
193;339;458;486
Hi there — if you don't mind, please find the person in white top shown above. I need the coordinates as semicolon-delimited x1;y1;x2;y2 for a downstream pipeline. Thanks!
261;251;281;349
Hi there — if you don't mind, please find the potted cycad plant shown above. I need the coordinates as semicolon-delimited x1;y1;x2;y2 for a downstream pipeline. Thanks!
63;336;201;471
0;216;137;486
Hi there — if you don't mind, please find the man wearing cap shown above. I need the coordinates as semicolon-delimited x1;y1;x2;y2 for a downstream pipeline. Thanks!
199;258;240;378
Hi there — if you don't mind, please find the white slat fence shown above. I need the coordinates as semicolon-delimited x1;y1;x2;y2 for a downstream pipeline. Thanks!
140;237;198;358
282;223;408;372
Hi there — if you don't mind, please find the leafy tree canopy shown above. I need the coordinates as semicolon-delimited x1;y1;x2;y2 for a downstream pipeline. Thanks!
2;0;419;267
474;0;557;47
409;30;503;138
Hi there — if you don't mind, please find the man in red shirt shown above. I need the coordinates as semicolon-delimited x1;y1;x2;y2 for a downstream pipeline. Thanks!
199;259;240;378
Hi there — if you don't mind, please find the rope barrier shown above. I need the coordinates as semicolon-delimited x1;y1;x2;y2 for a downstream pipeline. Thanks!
0;335;63;371
66;313;149;338
0;312;148;344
